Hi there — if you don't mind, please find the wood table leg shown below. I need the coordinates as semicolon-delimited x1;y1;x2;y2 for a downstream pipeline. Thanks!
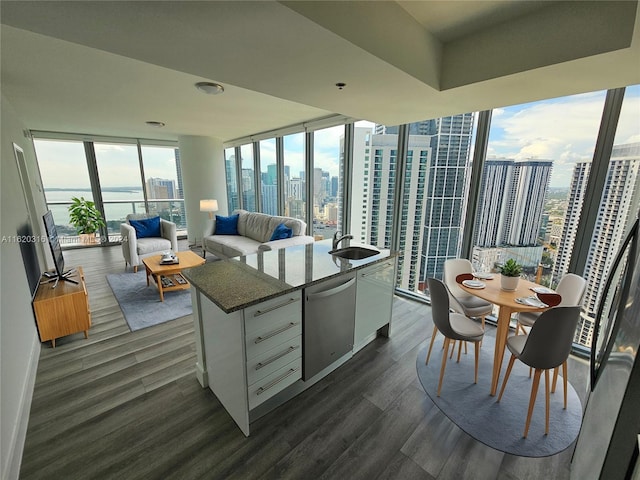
156;274;164;302
491;307;513;396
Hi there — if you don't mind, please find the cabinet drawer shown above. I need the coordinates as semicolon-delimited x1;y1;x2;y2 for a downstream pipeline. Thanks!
246;335;301;385
248;357;301;410
245;319;301;360
244;292;301;335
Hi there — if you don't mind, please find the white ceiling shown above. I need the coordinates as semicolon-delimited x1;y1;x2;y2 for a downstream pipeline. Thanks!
1;1;639;143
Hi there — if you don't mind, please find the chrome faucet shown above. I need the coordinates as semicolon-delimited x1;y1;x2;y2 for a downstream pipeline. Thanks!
332;231;353;250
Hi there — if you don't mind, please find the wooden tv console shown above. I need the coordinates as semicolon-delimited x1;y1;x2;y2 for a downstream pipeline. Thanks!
32;266;91;348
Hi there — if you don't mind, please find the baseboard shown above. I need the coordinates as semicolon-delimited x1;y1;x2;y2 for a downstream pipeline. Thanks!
4;335;40;480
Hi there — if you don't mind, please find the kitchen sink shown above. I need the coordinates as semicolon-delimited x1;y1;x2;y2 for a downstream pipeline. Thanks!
329;246;380;260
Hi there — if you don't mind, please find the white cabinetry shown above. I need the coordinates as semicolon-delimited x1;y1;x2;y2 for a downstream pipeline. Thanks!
354;258;396;352
244;294;302;409
199;291;302;435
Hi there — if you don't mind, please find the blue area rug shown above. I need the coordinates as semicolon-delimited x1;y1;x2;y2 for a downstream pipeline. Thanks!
416;333;583;457
106;270;192;331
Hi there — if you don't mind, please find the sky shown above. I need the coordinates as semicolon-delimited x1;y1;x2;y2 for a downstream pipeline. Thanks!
35;86;639;190
487;86;640;188
35;141;178;189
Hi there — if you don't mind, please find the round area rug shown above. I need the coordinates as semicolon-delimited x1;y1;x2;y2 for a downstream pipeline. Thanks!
415;334;583;457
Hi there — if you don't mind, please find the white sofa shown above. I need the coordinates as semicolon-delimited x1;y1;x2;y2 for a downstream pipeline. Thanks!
203;209;314;259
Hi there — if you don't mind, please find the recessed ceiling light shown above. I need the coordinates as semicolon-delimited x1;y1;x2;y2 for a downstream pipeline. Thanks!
195;81;225;95
335;82;346;90
145;121;165;128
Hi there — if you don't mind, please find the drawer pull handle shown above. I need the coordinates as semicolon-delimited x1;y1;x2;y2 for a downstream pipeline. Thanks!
256;367;300;395
255;345;300;370
254;322;299;343
253;297;299;317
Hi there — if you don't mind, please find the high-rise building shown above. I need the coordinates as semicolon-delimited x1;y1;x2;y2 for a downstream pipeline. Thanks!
474;159;552;247
146;177;176;200
261;184;278;216
174;148;186;227
420;114;475;284
553;162;590;283
555;142;640;347
351;114;474;290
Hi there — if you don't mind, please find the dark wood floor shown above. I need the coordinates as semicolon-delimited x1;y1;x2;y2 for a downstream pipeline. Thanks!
20;242;588;480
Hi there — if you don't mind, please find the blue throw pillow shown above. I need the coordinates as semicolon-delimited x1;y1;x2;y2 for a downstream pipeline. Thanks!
129;216;161;238
269;223;293;241
215;214;239;235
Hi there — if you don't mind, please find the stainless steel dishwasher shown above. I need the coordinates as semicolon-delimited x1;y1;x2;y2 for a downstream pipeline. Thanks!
303;273;356;380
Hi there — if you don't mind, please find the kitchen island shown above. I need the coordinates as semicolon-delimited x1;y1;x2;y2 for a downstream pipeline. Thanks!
182;239;398;436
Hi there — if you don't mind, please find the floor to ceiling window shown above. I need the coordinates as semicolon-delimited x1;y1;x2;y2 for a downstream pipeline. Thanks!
33;138;95;241
240;144;256;212
571;85;640;348
283;132;305;222
224;147;240;213
311;125;344;240
259;139;277;216
474;91;608;289
141;144;184;230
93;141;145;239
33;134;184;245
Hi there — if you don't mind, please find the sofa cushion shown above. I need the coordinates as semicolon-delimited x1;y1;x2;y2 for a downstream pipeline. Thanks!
136;237;172;255
129;216;161;238
235;210;307;243
269;223;293;241
215;214;239;235
204;234;260;258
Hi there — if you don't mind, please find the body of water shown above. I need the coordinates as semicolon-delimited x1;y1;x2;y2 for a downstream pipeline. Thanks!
45;189;184;235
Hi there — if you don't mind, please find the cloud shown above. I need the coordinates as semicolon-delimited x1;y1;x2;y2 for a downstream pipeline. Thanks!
488;92;610;187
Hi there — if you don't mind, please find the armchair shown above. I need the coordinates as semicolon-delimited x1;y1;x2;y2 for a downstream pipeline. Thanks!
120;214;178;272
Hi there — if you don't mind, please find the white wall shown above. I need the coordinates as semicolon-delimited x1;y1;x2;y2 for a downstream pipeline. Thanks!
1;95;44;480
178;136;228;245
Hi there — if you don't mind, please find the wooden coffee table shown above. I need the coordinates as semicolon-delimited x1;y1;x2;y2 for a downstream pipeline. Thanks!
142;250;205;301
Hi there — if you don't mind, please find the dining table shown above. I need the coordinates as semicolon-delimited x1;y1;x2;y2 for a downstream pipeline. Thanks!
459;275;553;396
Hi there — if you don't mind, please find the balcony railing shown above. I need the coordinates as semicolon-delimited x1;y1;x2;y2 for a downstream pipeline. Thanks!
45;199;187;246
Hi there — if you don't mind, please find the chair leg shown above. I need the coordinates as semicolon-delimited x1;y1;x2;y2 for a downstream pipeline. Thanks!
474;340;480;384
426;326;438;365
545;369;550;435
133;265;138;273
457;340;463;363
524;368;543;438
562;360;568;409
497;354;517;402
450;341;456;359
437;338;451;397
552;366;559;393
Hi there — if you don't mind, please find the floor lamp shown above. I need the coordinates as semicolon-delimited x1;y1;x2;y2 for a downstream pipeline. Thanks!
199;199;218;251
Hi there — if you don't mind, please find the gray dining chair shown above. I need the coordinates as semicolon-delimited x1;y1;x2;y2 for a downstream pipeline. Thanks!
426;278;485;397
497;306;581;438
516;273;586;394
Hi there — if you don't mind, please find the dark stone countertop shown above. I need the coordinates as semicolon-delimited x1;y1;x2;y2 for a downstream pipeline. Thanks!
182;239;397;313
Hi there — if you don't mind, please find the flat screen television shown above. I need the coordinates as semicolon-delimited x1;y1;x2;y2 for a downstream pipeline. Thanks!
42;210;77;286
17;220;42;299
